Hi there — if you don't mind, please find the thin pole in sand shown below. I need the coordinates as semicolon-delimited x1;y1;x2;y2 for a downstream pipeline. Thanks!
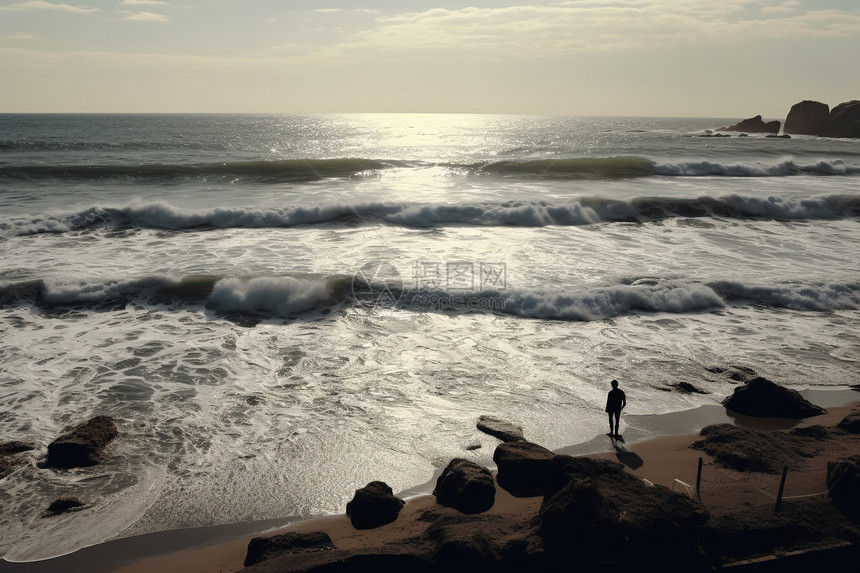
775;466;789;512
696;457;703;502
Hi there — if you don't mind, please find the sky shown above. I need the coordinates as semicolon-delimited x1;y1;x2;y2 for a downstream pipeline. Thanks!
1;0;858;117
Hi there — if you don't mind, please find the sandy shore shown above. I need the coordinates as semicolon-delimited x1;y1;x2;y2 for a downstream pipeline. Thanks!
1;389;857;573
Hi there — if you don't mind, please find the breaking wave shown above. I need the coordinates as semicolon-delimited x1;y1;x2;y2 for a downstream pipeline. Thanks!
2;195;858;236
2;275;857;321
0;158;394;183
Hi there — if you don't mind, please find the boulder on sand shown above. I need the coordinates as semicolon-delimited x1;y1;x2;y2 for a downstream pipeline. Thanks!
44;416;118;469
345;481;405;530
721;377;825;418
784;100;830;135
244;531;335;567
838;406;860;434
538;455;708;569
433;458;496;514
827;456;860;521
719;115;781;134
494;440;555;497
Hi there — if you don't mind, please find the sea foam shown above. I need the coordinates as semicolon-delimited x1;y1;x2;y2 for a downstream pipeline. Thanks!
1;195;857;237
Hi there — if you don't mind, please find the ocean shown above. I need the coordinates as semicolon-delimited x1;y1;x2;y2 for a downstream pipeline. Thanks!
1;113;858;562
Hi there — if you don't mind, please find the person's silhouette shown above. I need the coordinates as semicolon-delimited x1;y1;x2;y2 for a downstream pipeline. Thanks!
605;379;626;438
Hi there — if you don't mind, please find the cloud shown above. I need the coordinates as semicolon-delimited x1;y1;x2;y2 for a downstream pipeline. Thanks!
9;33;37;40
119;11;169;22
307;0;860;62
0;1;98;13
120;0;168;4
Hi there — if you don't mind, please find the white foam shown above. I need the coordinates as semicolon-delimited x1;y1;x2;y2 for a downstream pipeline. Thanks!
208;277;335;316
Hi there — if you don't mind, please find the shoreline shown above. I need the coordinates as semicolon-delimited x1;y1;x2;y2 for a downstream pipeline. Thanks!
1;387;857;573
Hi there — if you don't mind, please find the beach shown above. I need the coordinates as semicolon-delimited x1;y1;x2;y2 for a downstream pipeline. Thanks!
2;389;856;573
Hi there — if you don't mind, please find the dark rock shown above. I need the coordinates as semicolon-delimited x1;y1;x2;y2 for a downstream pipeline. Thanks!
719;115;781;134
345;481;405;530
784;100;830;135
539;459;708;568
44;497;86;516
821;100;860;138
434;532;499;570
476;415;524;442
790;425;830;439
0;441;34;455
691;423;824;473
1;441;34;479
827;456;860;521
838;406;860;434
244;531;335;567
722;377;826;418
433;458;496;514
493;440;555;497
45;416;118;469
671;381;708;394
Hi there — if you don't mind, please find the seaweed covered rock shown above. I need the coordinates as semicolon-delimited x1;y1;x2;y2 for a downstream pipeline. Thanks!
345;481;405;530
494;440;555;497
433;458;496;514
244;532;335;567
45;416;118;469
722;377;825;418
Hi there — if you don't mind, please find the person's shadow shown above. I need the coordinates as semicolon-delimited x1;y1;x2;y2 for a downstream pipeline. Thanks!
611;435;644;470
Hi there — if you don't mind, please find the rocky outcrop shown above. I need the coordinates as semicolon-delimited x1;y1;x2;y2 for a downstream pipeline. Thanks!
827;456;860;521
784;100;830;135
432;458;495;514
838;406;860;433
244;532;335;567
821;100;860;138
477;415;524;442
539;455;709;569
44;416;118;469
345;481;405;530
494;440;555;497
719;115;781;134
722;377;825;418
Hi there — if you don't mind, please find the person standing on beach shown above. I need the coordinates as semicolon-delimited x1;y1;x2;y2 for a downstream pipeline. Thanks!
605;379;626;438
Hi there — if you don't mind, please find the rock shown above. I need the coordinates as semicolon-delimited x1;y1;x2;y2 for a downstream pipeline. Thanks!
691;423;824;473
244;531;335;567
721;377;825;418
821;100;860;138
827;456;860;521
784;100;830;135
44;416;118;469
345;481;405;530
538;458;708;568
719;115;781;134
493;441;555;497
1;441;34;479
44;497;86;516
433;458;496;514
476;415;524;442
670;381;708;394
838;406;860;433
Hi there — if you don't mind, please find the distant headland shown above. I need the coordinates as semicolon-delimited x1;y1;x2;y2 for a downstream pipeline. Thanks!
719;100;860;138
